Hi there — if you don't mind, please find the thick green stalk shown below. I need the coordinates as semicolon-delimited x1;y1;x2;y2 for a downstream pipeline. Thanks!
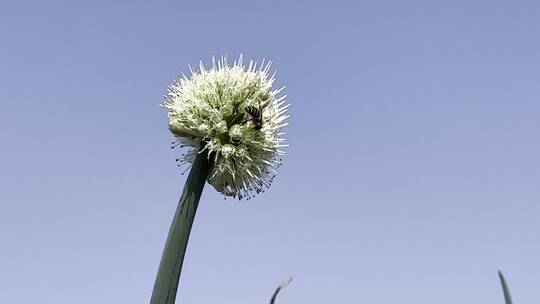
150;149;211;304
498;270;513;304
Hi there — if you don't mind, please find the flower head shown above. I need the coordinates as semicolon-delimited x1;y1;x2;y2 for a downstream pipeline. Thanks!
164;55;290;200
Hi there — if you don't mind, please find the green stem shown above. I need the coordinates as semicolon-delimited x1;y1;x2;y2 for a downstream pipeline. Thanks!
150;148;211;304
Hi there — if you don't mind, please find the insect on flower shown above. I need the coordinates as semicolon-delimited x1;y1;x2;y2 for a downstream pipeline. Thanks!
244;102;264;130
164;55;290;200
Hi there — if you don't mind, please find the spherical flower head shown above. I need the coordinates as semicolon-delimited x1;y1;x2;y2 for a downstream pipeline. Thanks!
164;55;290;200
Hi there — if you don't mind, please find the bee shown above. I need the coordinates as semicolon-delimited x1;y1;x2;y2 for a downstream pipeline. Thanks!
244;104;263;130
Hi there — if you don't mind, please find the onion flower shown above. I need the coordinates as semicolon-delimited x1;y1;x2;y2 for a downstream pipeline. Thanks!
151;55;290;304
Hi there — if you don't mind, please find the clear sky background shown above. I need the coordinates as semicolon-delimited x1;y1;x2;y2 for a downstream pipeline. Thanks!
1;1;539;303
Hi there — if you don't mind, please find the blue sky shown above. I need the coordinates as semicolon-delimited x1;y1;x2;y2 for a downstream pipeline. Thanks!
1;1;539;303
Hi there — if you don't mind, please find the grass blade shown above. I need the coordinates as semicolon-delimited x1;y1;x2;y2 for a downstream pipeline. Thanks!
270;277;292;304
498;270;513;304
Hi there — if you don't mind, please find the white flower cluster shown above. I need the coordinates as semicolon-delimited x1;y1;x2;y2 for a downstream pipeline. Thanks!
164;55;290;200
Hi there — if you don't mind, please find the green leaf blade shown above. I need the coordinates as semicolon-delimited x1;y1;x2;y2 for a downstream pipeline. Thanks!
498;270;513;304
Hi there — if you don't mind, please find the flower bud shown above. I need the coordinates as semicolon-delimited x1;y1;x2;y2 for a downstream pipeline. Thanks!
229;124;243;142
